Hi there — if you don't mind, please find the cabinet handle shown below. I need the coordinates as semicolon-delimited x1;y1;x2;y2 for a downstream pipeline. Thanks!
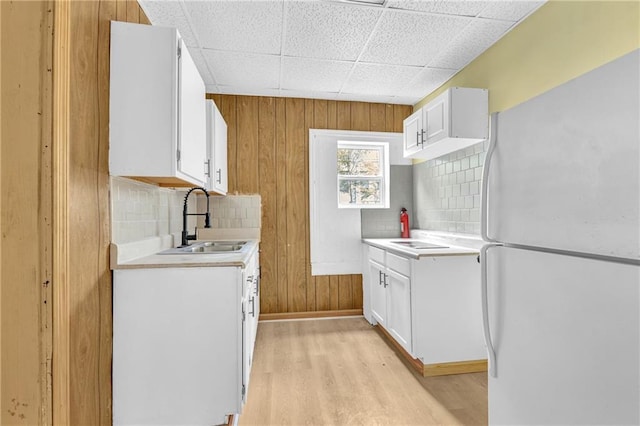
378;270;383;285
204;159;211;177
216;168;222;184
421;129;426;145
383;273;388;288
249;296;255;317
416;131;420;146
253;276;259;295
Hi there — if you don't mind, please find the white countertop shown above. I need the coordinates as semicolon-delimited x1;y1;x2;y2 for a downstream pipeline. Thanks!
362;235;479;260
111;237;259;270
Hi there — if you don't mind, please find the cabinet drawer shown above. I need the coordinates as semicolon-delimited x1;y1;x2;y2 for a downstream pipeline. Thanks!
386;252;410;276
369;245;385;264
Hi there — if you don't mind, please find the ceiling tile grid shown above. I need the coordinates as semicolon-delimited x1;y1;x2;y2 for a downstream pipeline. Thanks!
139;0;546;106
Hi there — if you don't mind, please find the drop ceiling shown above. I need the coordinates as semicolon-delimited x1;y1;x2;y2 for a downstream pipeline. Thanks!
139;0;545;105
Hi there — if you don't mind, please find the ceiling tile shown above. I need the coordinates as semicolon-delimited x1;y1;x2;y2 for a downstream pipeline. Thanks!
283;2;382;61
214;86;282;97
139;0;199;47
185;0;283;55
478;1;545;22
280;89;338;101
336;92;393;104
361;10;471;66
388;95;421;105
205;84;219;94
281;57;353;92
428;18;513;69
189;48;216;86
342;63;422;97
203;50;280;89
396;67;457;98
387;0;489;17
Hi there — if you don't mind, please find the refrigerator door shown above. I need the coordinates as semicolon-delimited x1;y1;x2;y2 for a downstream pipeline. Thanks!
485;50;639;259
485;245;639;425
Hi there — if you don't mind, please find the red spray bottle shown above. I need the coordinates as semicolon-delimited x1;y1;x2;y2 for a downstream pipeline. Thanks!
400;207;410;238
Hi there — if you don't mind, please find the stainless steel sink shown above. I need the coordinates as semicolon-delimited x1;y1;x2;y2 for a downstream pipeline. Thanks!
159;241;248;255
390;240;449;249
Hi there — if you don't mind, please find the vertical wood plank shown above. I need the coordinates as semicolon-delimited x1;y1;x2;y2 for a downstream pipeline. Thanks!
138;3;151;25
258;97;277;314
221;96;238;193
304;99;315;312
350;101;370;131
352;274;363;310
69;2;101;423
338;275;353;309
393;104;411;133
315;276;331;311
126;0;139;23
285;98;306;312
1;1;54;424
329;276;340;310
337;101;351;130
98;1;116;424
327;100;338;129
275;98;288;313
116;0;126;21
370;103;386;132
236;96;259;194
385;104;395;132
313;100;328;130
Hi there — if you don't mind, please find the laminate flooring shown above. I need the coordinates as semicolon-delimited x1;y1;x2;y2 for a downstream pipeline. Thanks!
239;317;488;426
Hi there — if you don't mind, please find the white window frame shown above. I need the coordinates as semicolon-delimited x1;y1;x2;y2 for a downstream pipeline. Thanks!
336;141;390;209
309;129;403;276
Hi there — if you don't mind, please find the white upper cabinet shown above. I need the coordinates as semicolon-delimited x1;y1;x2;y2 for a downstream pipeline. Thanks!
205;100;228;194
110;21;207;187
403;87;488;160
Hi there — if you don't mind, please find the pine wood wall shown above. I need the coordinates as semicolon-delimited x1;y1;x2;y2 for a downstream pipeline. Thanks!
65;1;150;424
208;95;412;316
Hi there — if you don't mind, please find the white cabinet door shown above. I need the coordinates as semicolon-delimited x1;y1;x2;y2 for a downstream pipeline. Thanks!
386;268;412;354
109;22;207;187
213;105;228;194
423;90;449;144
178;39;207;185
369;259;387;326
403;109;423;157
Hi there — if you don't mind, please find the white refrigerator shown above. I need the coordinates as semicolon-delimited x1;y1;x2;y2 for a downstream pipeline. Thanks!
481;49;640;425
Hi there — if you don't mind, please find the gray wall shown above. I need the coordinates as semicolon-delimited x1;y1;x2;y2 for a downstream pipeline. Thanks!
412;142;487;235
361;165;413;238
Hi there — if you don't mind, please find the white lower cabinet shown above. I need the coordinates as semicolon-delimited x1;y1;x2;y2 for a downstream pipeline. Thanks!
113;251;259;426
363;243;484;365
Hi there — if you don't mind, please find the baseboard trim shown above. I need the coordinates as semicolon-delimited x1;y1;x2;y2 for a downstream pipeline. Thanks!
374;325;488;377
259;309;363;321
422;359;488;377
375;325;423;375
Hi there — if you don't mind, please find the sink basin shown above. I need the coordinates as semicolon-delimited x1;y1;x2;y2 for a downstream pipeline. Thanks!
390;240;449;249
159;241;247;255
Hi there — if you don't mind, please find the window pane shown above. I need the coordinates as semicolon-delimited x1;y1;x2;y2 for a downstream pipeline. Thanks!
338;179;381;206
337;147;380;176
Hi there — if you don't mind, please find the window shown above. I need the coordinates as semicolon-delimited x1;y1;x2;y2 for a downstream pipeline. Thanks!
337;141;389;209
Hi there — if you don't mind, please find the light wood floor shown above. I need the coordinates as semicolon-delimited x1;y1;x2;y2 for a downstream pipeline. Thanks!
239;317;487;426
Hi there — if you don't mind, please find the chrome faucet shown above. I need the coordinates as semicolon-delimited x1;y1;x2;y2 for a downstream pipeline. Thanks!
181;187;211;247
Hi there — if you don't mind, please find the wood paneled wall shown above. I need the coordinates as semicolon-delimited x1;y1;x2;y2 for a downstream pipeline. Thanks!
64;1;150;424
1;1;53;424
208;95;412;315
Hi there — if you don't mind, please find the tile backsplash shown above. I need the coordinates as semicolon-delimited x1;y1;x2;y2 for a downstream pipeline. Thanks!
413;141;487;235
111;176;260;245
